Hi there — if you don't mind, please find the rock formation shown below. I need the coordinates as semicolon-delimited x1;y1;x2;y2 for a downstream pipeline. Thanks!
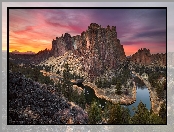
131;48;151;65
51;23;126;78
131;48;166;66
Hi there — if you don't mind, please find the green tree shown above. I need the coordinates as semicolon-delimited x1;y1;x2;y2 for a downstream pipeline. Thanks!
130;101;150;124
102;78;107;88
149;113;165;124
104;103;130;124
62;63;74;101
87;99;102;124
115;81;122;95
77;91;86;109
111;77;117;85
70;88;86;109
38;74;54;85
121;106;131;124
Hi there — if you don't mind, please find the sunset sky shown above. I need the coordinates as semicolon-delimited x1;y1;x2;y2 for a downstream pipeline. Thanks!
8;8;166;56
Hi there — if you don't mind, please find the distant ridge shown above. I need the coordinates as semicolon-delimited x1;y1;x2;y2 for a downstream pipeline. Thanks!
10;50;36;55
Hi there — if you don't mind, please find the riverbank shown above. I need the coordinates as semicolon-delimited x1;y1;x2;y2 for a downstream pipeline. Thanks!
132;71;164;114
82;81;136;105
72;85;83;94
40;70;151;109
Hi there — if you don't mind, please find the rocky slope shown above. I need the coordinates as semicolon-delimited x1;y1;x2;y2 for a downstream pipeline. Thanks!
9;71;88;124
39;51;88;80
130;48;166;66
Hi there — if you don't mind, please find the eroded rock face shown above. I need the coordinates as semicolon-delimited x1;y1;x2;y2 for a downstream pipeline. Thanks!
131;48;166;66
52;33;73;57
51;23;126;78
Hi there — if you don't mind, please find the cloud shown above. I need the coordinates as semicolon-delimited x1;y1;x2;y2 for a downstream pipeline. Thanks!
8;8;167;55
12;26;34;34
131;30;166;42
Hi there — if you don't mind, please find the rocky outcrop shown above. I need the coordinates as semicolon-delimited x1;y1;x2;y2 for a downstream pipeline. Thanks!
9;71;88;124
130;48;166;66
51;23;126;79
131;48;152;65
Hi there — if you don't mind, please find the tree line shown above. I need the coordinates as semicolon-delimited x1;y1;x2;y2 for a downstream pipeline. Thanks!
87;99;166;124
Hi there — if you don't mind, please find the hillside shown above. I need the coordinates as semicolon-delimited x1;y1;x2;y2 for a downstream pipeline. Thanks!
9;71;88;124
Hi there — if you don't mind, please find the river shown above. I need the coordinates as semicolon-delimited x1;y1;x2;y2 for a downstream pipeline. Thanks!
122;85;151;116
77;77;151;116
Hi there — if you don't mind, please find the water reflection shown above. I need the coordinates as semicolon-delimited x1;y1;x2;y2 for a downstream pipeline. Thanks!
137;85;147;90
77;82;151;116
127;85;151;116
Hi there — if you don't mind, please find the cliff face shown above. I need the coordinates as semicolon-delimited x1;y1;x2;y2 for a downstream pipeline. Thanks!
51;23;126;78
131;48;166;66
52;33;73;57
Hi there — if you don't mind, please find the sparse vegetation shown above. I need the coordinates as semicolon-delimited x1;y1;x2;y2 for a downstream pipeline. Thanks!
9;53;166;124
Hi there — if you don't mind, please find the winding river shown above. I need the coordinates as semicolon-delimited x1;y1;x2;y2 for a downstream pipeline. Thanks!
78;78;151;116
